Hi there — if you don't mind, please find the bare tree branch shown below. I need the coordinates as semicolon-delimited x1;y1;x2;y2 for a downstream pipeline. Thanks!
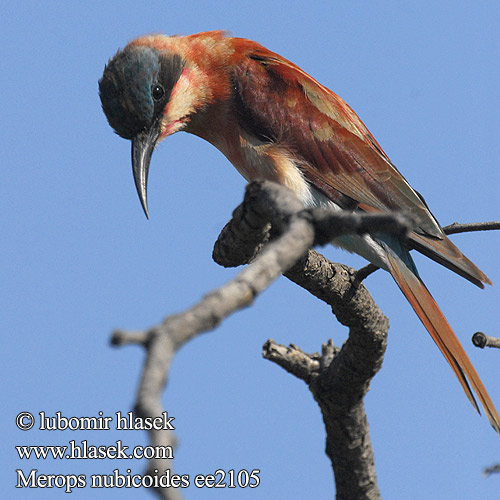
472;332;500;349
443;221;500;234
110;180;443;499
110;180;499;498
110;182;313;499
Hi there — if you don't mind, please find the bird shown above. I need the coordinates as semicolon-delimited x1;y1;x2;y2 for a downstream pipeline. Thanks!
99;30;499;434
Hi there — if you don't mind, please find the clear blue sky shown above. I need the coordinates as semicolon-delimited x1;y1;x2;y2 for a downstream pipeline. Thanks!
3;1;499;498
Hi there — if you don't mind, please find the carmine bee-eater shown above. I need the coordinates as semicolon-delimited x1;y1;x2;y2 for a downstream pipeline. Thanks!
99;31;499;433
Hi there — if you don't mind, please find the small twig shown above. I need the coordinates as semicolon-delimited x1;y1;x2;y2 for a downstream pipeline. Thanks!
351;220;500;284
311;209;413;246
262;340;322;383
472;332;500;349
483;463;500;477
111;329;149;346
353;263;380;284
443;221;500;235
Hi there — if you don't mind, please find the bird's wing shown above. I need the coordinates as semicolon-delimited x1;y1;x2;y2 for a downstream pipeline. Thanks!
230;47;490;287
231;48;441;235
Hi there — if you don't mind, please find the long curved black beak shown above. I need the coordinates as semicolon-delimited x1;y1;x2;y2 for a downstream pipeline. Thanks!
131;125;161;219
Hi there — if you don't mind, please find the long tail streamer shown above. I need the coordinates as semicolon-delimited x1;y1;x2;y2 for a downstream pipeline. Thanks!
386;251;500;434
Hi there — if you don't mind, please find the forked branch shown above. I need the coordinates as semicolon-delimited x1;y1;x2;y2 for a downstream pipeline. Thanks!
111;180;497;500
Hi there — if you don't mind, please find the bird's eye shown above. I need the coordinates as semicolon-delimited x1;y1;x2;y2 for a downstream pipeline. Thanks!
152;84;165;101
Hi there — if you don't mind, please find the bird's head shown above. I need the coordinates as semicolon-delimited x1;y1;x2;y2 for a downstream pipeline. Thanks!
99;35;227;217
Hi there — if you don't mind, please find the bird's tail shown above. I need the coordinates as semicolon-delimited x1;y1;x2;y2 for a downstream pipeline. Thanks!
384;248;500;435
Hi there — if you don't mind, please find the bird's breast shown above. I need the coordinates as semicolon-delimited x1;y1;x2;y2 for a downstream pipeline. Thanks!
230;133;318;207
190;114;316;207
